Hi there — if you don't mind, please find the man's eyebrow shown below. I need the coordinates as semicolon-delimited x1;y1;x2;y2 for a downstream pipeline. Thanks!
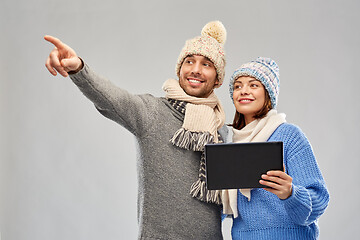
203;56;213;63
201;58;215;68
184;55;213;63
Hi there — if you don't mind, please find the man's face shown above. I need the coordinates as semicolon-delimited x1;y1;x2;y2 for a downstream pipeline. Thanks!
179;55;218;98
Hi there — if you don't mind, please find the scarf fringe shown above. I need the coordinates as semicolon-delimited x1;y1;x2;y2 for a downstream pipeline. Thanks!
190;179;222;205
170;128;214;152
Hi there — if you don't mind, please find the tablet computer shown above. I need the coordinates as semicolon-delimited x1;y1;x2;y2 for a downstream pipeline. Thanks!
205;141;283;190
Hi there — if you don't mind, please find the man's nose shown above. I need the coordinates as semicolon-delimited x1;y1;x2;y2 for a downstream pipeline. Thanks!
191;62;202;75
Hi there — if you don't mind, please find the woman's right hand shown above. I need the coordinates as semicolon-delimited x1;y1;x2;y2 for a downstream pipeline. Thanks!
44;35;83;77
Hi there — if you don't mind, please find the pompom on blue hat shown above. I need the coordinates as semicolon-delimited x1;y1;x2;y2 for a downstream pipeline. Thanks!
229;57;280;109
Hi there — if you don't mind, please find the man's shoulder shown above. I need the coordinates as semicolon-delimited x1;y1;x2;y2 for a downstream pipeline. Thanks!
138;95;181;116
136;94;164;105
218;125;230;143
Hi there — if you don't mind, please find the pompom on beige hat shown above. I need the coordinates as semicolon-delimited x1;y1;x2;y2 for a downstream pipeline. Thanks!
175;21;227;87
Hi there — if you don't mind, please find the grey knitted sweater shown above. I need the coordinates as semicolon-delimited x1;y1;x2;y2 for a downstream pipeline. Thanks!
70;64;225;240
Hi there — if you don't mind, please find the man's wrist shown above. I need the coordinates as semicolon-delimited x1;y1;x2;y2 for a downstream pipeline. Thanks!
68;57;84;75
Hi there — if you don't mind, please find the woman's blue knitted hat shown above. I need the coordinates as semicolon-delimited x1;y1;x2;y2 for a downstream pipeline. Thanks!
229;57;280;109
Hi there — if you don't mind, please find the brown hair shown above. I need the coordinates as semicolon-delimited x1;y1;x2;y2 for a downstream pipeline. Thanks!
231;90;272;130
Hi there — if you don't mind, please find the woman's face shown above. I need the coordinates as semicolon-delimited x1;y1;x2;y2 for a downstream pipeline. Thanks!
233;76;266;125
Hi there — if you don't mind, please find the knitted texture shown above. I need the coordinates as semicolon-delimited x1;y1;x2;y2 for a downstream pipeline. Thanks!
163;78;225;147
175;21;226;86
163;79;225;204
228;123;329;240
167;98;186;114
229;57;280;108
167;98;224;204
222;110;286;217
70;64;226;239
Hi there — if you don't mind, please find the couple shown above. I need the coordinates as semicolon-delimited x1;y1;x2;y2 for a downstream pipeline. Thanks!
44;21;329;240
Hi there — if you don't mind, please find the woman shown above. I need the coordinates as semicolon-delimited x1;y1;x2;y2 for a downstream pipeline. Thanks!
222;57;329;239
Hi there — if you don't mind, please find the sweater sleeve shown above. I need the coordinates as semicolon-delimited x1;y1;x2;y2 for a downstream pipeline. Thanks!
281;126;329;226
69;63;152;136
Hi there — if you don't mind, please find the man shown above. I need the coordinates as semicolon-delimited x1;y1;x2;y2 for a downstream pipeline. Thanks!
45;21;227;239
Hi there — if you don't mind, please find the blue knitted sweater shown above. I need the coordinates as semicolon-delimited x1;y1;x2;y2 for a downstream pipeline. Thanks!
228;123;329;240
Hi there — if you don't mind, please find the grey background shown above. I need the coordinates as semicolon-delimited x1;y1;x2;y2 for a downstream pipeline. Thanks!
1;0;359;239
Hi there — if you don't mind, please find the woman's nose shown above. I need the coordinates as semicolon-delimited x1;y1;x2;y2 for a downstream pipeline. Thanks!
240;85;249;95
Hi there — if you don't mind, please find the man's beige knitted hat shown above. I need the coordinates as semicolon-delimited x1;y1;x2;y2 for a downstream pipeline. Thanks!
175;21;227;87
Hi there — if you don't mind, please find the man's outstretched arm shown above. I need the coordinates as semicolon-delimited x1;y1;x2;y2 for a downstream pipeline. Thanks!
44;35;155;136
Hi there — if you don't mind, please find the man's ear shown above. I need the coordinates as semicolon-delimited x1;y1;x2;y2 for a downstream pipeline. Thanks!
214;77;220;87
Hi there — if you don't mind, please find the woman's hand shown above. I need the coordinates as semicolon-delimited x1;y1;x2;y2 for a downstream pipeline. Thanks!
259;170;293;199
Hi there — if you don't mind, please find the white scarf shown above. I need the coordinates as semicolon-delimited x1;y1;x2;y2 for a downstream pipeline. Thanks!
162;78;226;204
222;110;286;218
162;79;225;149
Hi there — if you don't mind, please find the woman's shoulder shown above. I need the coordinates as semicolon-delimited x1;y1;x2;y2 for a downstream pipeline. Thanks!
276;122;302;133
270;123;314;161
271;123;308;143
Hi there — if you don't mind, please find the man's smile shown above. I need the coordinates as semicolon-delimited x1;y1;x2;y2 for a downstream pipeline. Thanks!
187;77;205;86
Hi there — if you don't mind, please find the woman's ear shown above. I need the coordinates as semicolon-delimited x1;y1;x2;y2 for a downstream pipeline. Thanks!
267;100;272;111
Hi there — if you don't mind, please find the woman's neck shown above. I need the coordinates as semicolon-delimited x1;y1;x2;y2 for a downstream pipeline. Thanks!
244;115;255;126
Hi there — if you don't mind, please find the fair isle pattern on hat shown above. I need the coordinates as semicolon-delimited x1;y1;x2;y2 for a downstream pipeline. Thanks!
229;57;280;109
175;21;226;87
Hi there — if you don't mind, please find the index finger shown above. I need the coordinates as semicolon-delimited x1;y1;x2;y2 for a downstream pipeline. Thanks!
266;170;290;179
44;35;66;49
